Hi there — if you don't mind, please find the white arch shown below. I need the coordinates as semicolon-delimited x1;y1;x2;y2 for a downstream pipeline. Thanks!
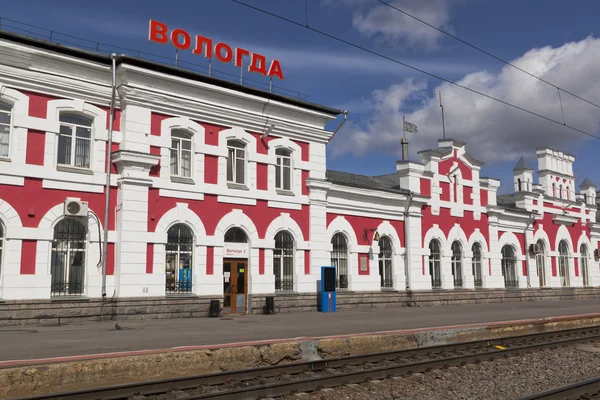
533;228;551;253
423;224;447;256
46;99;107;135
554;225;573;252
220;127;256;149
576;232;593;255
265;212;306;248
498;231;523;258
159;116;206;180
447;224;469;255
155;203;206;240
268;137;302;167
161;116;206;137
326;216;358;247
467;228;489;255
0;198;23;229
374;221;402;253
215;209;259;244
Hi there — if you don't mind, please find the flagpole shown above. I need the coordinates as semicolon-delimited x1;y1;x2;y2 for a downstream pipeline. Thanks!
439;90;446;139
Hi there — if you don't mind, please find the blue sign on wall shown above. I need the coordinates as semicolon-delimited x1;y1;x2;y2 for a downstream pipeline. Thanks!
179;268;192;292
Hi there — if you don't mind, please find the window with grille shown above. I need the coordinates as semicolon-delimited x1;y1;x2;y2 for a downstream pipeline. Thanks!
165;224;194;294
274;231;294;292
536;240;546;287
378;236;393;289
451;241;463;288
558;240;570;287
227;140;246;185
0;103;11;158
472;243;482;288
51;219;86;296
581;244;590;286
275;148;292;191
57;113;92;169
224;227;248;243
429;239;441;288
331;233;348;289
170;129;192;177
501;245;518;288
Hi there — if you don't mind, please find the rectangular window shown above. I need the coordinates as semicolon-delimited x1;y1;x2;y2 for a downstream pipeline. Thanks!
0;104;11;158
170;130;192;178
227;141;246;185
275;149;292;191
58;114;92;169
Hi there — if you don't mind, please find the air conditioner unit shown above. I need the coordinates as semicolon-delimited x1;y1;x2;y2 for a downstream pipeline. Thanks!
64;198;88;217
529;243;541;254
594;249;600;260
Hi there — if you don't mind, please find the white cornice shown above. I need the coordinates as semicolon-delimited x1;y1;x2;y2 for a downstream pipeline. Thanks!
552;213;578;226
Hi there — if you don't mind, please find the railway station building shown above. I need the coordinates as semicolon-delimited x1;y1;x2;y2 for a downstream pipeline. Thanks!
0;31;599;321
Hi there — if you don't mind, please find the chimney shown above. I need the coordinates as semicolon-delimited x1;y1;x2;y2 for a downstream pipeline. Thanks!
401;137;409;161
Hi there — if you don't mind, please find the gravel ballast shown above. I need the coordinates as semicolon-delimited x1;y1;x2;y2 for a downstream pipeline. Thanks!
280;343;600;400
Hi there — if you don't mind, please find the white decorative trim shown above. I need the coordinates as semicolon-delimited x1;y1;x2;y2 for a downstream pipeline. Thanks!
0;198;23;229
0;86;29;164
423;225;447;256
326;216;359;248
159;116;206;180
214;209;260;245
265;212;308;250
154;203;207;241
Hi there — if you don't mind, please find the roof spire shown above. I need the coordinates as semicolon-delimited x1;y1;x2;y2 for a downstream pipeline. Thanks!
513;156;533;172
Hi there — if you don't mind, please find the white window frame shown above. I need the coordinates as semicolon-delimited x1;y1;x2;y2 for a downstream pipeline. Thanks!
558;240;570;287
275;148;293;191
170;129;193;178
0;102;11;159
57;113;93;169
580;244;590;287
227;140;246;185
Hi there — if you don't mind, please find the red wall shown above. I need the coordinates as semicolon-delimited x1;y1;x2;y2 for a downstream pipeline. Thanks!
421;207;489;247
326;213;404;247
438;155;473;181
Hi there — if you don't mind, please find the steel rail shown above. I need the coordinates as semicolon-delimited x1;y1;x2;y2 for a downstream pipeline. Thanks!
15;325;600;400
516;376;600;400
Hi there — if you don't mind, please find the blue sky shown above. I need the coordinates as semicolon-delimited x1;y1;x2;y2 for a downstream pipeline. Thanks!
2;0;600;193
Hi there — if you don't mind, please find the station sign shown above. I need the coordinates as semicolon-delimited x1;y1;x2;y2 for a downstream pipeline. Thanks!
148;19;284;80
224;243;249;258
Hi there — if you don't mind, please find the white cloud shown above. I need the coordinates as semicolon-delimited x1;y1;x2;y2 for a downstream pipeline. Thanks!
329;36;600;163
324;0;454;50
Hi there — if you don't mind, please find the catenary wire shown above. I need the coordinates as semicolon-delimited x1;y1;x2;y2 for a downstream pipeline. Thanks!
231;0;600;140
375;0;600;111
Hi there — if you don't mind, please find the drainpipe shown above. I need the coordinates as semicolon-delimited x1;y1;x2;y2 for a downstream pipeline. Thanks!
524;212;537;288
101;53;117;319
329;110;348;140
404;191;414;290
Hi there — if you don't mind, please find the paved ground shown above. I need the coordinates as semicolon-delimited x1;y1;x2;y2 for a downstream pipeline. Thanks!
1;299;599;362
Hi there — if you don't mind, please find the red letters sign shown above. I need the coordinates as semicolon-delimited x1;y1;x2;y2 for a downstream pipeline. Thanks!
149;19;284;80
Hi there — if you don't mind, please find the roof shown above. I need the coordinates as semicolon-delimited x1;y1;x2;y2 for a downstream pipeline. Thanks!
417;144;484;167
326;170;410;195
580;178;597;188
495;194;534;214
513;156;534;171
0;30;343;117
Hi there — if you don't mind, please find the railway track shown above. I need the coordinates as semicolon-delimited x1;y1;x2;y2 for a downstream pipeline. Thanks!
16;325;600;400
517;376;600;400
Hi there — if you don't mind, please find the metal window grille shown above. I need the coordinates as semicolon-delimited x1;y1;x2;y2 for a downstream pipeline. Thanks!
558;240;570;287
274;231;294;292
451;241;463;288
429;240;441;289
170;129;192;177
0;102;11;158
581;244;590;286
536;240;546;287
501;245;519;288
224;227;248;243
227;140;246;184
331;233;348;289
57;113;92;169
51;219;86;296
378;236;393;289
275;148;292;191
165;224;194;294
472;243;482;288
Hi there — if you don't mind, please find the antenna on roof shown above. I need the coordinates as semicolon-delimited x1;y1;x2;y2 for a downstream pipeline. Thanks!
439;90;446;139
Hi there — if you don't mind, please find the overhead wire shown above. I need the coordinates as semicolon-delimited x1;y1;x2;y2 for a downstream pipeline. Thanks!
375;0;600;111
231;0;600;140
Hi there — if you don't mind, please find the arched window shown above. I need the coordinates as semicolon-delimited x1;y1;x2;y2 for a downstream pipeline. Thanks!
451;241;463;288
275;148;292;191
429;239;441;289
170;129;192;177
552;183;556;197
51;219;86;296
0;222;4;274
378;236;393;289
501;245;518;288
227;140;246;185
566;186;570;201
58;113;93;169
472;243;482;288
558;240;570;287
331;233;348;289
581;244;590;287
517;178;522;192
165;224;194;294
0;102;11;158
536;240;546;287
274;231;294;292
224;227;248;243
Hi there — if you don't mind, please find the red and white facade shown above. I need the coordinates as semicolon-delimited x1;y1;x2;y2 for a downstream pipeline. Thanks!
0;32;599;309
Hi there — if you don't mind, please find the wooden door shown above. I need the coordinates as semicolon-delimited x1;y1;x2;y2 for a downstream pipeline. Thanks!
223;259;248;314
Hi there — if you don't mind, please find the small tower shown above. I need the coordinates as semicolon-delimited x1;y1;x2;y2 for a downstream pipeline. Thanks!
536;148;575;200
579;178;597;206
513;156;534;192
